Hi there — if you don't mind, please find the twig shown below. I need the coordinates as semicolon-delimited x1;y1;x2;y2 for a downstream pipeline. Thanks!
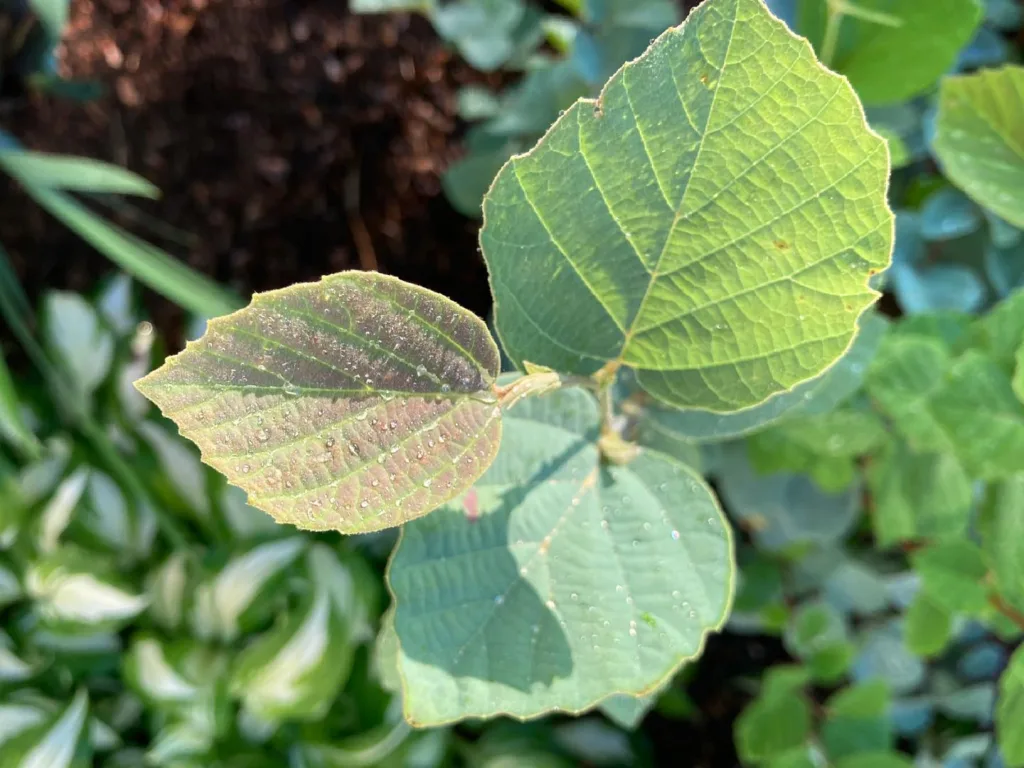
345;166;378;272
989;593;1024;633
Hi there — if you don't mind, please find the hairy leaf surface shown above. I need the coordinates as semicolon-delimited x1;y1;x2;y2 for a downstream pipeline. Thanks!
387;388;733;724
483;0;892;412
136;271;502;533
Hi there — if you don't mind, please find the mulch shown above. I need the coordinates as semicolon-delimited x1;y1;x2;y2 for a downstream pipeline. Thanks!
1;0;505;344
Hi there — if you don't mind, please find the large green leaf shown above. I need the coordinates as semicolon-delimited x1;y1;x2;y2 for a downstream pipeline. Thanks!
911;541;988;615
934;66;1024;229
629;312;887;444
829;0;983;106
387;387;733;724
482;0;892;413
999;645;1024;767
136;271;502;534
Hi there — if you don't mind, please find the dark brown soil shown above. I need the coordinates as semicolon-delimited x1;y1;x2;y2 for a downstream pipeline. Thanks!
1;0;504;343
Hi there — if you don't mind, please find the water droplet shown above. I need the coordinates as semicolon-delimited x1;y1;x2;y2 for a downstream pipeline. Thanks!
440;384;451;393
706;517;715;526
390;445;400;454
494;595;505;605
241;464;251;473
632;540;639;548
360;501;369;509
671;590;682;599
377;453;386;464
284;385;300;396
356;411;369;421
349;443;359;455
416;450;424;460
671;530;680;540
658;483;668;491
423;479;432;488
570;592;579;601
416;365;427;377
520;566;528;576
285;480;294;489
615;585;624;593
629;621;637;637
389;421;398;430
643;522;652;531
325;437;335;448
427;439;435;448
371;479;380;487
688;609;697;619
257;429;270;442
546;600;556;610
601;520;609;530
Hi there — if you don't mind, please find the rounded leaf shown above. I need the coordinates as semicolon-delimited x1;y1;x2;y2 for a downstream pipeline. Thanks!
482;0;892;412
136;271;502;533
387;388;733;724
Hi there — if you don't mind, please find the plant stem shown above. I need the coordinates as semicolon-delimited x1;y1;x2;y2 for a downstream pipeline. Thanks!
820;0;844;68
989;593;1024;633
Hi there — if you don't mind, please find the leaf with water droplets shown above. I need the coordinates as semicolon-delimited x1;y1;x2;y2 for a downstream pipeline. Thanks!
483;0;892;413
136;271;502;533
387;386;733;725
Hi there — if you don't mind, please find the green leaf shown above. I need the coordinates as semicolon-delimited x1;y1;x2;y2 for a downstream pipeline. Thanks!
483;0;892;413
911;541;988;615
598;693;657;730
735;678;811;763
136;271;502;534
123;635;202;708
190;537;306;641
25;549;149;631
981;474;1024;613
867;444;972;546
145;553;190;632
628;312;887;443
930;351;1024;480
0;348;38;456
865;333;952;452
970;288;1024;367
904;591;953;658
42;291;115;401
388;387;733;724
229;588;353;722
831;0;983;106
0;151;159;198
821;680;892;761
998;644;1024;767
26;0;70;39
1015;340;1024;403
433;0;526;72
0;689;89;768
934;66;1024;229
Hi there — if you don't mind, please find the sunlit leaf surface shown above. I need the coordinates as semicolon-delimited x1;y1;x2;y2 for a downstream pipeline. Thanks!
136;272;502;533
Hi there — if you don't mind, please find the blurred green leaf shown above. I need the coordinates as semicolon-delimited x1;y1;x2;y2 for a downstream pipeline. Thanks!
229;588;354;722
934;65;1024;229
821;681;892;761
912;541;988;614
867;444;972;546
998;644;1024;767
0;689;90;768
831;0;983;105
0;151;159;198
42;292;114;402
0;348;38;456
983;474;1024;613
735;672;811;764
904;591;953;658
930;351;1024;479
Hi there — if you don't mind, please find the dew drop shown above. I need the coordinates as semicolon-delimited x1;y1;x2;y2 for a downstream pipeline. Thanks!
377;453;386;464
390;445;400;454
257;429;270;442
284;385;300;396
356;411;369;421
285;480;294;489
325;437;335;448
546;600;556;610
440;384;451;393
615;585;624;593
416;450;424;460
360;500;369;509
601;520;609;530
642;522;652;531
241;464;251;474
389;421;398;430
416;365;427;377
629;621;638;637
427;439;435;448
423;479;433;488
671;530;680;540
371;480;380;487
349;443;359;455
570;592;579;601
494;595;505;605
